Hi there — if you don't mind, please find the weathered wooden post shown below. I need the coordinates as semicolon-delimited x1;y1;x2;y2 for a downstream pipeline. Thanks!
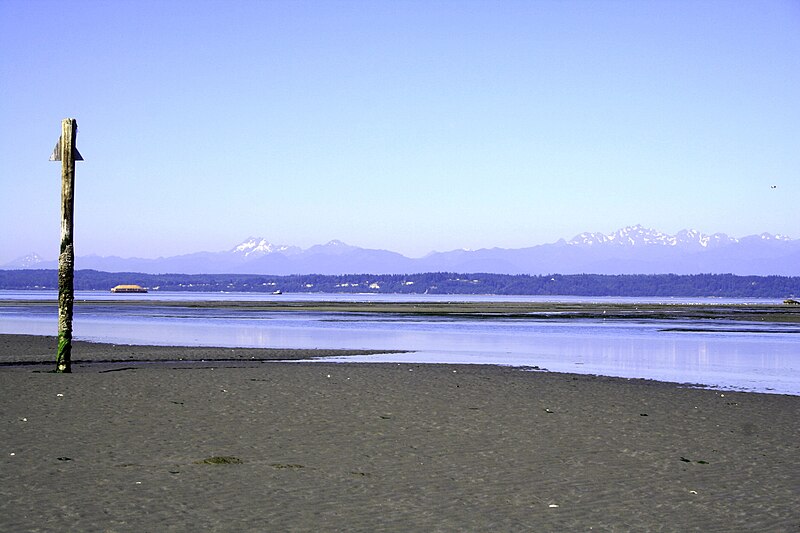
50;118;83;373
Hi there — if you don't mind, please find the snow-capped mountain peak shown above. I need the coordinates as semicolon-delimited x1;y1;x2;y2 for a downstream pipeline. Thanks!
231;237;299;257
611;225;671;245
757;232;792;241
569;225;666;246
568;225;738;248
4;253;44;268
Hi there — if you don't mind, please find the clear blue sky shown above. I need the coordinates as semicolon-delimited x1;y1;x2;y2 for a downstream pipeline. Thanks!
1;0;798;263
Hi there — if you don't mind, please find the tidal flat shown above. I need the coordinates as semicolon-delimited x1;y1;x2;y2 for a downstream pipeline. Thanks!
5;298;800;322
2;300;799;394
1;332;798;531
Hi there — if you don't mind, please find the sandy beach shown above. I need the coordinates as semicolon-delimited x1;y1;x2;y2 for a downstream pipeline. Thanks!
1;334;798;532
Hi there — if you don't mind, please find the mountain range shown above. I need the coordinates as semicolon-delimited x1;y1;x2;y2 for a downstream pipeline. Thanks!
4;225;799;276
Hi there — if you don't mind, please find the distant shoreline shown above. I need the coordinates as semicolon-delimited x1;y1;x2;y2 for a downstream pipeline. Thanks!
2;270;799;298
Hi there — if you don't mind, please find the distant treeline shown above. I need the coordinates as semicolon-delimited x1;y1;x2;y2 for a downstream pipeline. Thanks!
1;269;799;298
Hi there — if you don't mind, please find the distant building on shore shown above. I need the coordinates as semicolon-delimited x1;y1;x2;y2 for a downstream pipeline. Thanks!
110;284;147;293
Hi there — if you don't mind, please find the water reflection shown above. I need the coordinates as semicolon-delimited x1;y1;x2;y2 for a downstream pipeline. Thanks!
0;303;797;395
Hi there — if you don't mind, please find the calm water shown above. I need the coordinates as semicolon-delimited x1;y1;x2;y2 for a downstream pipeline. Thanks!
0;289;785;305
1;291;798;395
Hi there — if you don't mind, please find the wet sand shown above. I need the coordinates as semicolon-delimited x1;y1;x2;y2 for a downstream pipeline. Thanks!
1;334;798;531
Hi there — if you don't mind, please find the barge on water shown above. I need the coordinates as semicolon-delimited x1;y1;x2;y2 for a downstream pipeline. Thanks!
110;284;148;293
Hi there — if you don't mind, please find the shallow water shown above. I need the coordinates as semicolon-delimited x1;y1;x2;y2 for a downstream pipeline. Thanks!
0;289;785;305
1;291;798;395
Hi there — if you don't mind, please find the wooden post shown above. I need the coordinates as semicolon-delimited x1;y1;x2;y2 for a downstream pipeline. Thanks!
51;118;82;373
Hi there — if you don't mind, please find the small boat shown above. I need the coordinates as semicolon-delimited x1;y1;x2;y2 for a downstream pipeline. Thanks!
111;284;148;293
272;290;283;295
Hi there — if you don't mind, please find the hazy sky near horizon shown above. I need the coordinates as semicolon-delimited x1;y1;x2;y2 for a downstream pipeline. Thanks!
1;0;799;264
